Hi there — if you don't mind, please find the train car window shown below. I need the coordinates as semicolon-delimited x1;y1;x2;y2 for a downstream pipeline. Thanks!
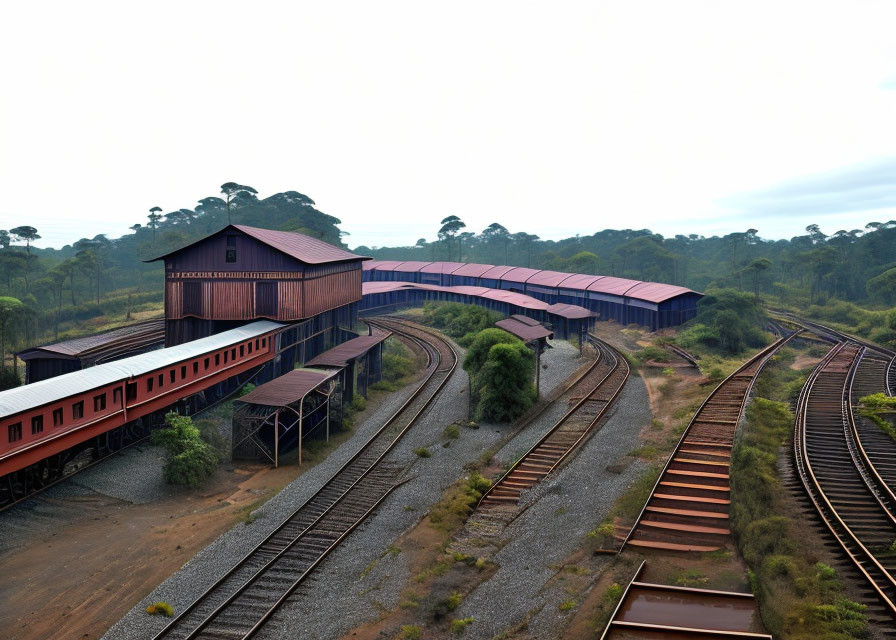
31;416;43;435
8;422;22;443
147;377;154;392
248;342;253;354
223;351;228;364
215;354;220;366
180;365;187;379
262;338;267;348
192;362;199;375
231;348;236;360
255;339;259;349
225;235;237;263
240;345;244;358
204;357;210;370
114;388;123;405
53;408;63;427
126;383;137;402
93;394;106;412
158;373;164;388
72;401;84;420
170;370;176;383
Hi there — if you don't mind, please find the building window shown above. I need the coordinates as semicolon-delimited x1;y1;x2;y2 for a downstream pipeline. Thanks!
31;416;43;435
53;408;63;427
72;401;84;420
225;235;237;263
193;362;199;375
8;422;22;443
147;377;154;392
93;394;106;412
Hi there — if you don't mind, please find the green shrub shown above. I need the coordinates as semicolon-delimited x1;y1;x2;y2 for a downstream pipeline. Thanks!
0;368;21;391
444;424;461;440
449;617;474;634
433;591;462;619
151;412;218;487
414;447;432;458
474;342;536;422
145;601;174;617
397;625;422;640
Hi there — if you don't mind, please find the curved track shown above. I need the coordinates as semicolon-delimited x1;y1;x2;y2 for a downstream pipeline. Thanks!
622;334;796;552
476;334;630;510
153;318;458;640
794;340;896;625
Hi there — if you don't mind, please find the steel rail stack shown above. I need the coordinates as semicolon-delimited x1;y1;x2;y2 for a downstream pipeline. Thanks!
475;334;630;510
794;341;896;627
622;334;797;552
153;318;458;640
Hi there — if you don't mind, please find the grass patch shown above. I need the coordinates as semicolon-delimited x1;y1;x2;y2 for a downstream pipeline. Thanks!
731;391;868;638
612;465;662;522
449;617;474;633
443;424;461;440
414;447;432;458
858;393;896;441
397;624;422;640
145;601;174;617
559;599;577;611
429;472;491;532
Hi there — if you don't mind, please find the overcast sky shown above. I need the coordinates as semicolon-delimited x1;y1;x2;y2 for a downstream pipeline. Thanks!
1;1;895;250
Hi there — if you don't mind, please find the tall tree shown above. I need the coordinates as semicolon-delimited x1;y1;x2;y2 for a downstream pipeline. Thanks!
9;226;40;294
482;222;510;264
220;182;258;224
147;206;163;242
437;215;465;261
0;296;24;371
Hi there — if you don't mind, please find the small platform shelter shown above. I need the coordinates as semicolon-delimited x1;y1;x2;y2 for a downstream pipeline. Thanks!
232;368;339;466
495;315;554;395
305;333;390;400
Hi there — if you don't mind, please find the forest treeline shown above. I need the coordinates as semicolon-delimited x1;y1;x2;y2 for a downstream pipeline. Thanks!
2;188;896;374
0;184;346;370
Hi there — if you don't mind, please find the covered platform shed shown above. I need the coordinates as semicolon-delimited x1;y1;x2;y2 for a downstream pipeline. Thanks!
495;315;554;395
232;368;339;466
305;333;390;400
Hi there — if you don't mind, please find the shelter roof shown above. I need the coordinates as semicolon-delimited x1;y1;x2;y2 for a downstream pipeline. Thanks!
511;314;541;326
419;262;465;274
237;368;339;408
392;261;432;272
499;267;542;283
556;273;605;289
586;276;643;296
451;263;496;277
526;270;576;287
0;321;282;419
147;225;367;265
17;320;164;361
361;281;592;320
623;282;699;304
305;334;390;368
479;265;516;279
496;318;554;342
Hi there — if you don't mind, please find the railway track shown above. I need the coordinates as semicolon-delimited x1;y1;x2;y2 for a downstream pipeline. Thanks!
153;318;458;640
475;334;630;511
599;561;771;639
622;334;796;552
794;340;896;627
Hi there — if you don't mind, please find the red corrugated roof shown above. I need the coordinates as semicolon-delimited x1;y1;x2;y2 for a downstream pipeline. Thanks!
393;261;432;272
237;368;338;407
233;225;367;264
496;318;554;342
499;267;542;284
361;281;592;319
305;334;390;368
556;273;605;289
451;263;496;277
586;276;642;296
419;262;465;274
480;265;516;279
526;270;576;287
511;314;541;327
622;282;696;304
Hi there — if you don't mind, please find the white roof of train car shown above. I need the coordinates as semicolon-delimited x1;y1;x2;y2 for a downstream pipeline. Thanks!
0;321;282;419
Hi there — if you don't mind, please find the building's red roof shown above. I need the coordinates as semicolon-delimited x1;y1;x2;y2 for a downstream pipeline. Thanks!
305;334;390;368
622;282;697;304
526;270;575;287
556;273;605;290
233;225;367;265
451;263;496;278
392;261;432;272
499;267;542;284
419;262;465;274
479;265;516;280
586;276;642;296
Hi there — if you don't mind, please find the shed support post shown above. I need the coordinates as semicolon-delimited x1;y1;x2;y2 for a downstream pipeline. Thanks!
326;395;330;442
274;409;280;468
298;398;304;465
535;341;541;397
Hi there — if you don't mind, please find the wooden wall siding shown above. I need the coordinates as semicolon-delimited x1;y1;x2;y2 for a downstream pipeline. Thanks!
304;270;362;316
167;280;183;318
212;281;253;318
277;280;304;318
168;232;305;272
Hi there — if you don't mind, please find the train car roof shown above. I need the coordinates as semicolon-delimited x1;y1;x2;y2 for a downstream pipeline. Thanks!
0;321;282;419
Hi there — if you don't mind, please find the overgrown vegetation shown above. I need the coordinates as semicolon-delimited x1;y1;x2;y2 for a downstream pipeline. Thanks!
677;289;770;355
429;472;492;533
731;396;867;638
462;328;536;422
372;337;417;392
145;601;174;617
858;393;896;441
151;412;218;488
422;302;503;347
